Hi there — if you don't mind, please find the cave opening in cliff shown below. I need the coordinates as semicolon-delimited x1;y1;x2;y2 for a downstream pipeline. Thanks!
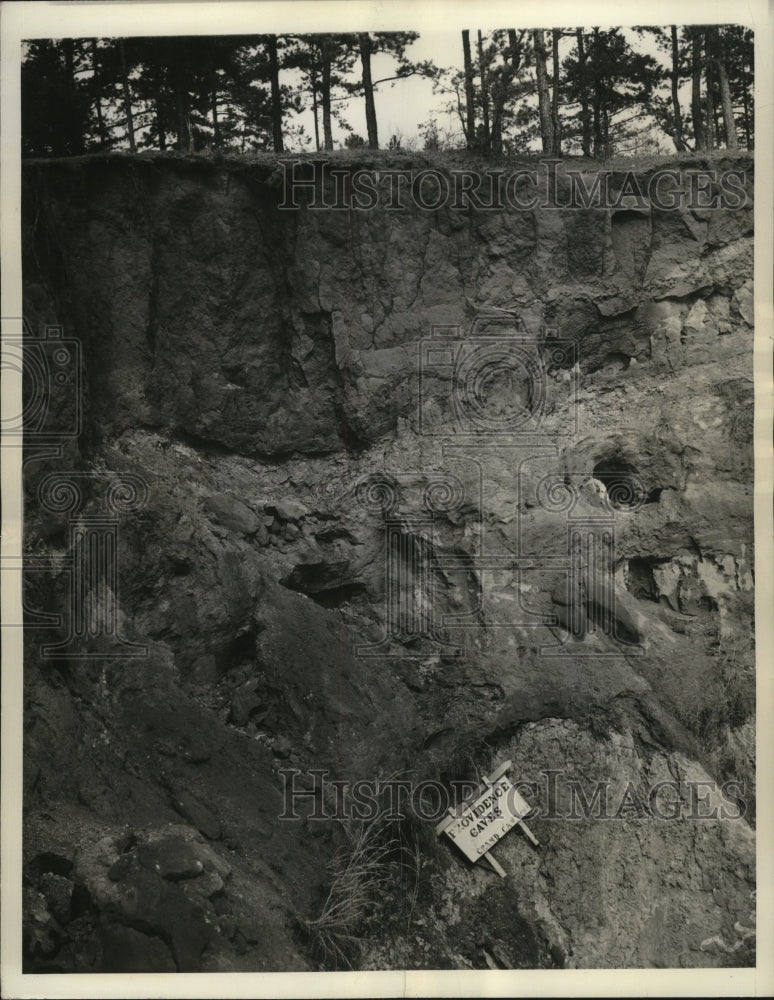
218;625;261;674
302;581;370;609
593;458;657;509
626;557;660;601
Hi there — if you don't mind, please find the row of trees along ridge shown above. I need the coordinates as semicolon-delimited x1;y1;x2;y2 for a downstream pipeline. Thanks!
22;26;752;157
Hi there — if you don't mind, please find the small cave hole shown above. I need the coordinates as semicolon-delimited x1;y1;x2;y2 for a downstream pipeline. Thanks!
593;458;654;510
69;883;96;919
626;557;660;601
307;582;369;609
217;627;261;674
31;852;74;879
283;562;368;609
603;351;632;372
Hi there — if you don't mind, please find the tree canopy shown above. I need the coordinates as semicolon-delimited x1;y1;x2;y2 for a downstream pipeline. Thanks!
21;26;753;158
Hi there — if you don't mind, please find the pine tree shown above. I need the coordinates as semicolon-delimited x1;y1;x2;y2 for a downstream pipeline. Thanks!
564;28;659;159
461;30;476;148
351;32;435;150
533;29;554;154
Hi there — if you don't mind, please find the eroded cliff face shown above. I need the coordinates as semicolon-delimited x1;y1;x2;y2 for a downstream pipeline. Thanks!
21;152;755;972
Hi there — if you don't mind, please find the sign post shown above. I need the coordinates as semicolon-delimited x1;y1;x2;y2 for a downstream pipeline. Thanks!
435;760;538;878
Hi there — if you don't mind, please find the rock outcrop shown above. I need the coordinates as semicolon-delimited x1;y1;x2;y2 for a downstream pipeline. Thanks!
21;150;755;971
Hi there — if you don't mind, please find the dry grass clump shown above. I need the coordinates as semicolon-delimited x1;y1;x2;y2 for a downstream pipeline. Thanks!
303;784;422;969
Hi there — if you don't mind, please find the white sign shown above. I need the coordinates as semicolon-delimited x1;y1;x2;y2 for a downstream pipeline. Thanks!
443;775;531;861
436;761;538;874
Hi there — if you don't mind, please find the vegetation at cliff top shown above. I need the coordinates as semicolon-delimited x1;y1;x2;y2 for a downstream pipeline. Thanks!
22;26;753;160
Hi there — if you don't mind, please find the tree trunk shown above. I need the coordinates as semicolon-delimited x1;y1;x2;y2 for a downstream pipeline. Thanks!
741;62;751;149
691;29;706;151
590;29;607;158
602;104;610;159
91;42;108;148
62;35;83;152
477;30;491;152
175;93;191;151
713;57;738;148
169;52;192;152
321;47;333;150
491;65;514;156
550;28;562;156
174;80;191;152
670;26;685;151
705;59;718;149
533;29;554;155
592;90;604;157
359;33;379;149
576;29;592;156
157;98;166;151
310;65;320;152
118;39;136;153
462;30;476;149
490;98;503;154
267;34;284;153
63;38;75;78
211;86;221;148
507;29;523;71
490;67;509;155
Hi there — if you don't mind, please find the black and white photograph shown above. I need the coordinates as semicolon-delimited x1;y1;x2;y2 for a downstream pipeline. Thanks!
1;0;772;996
